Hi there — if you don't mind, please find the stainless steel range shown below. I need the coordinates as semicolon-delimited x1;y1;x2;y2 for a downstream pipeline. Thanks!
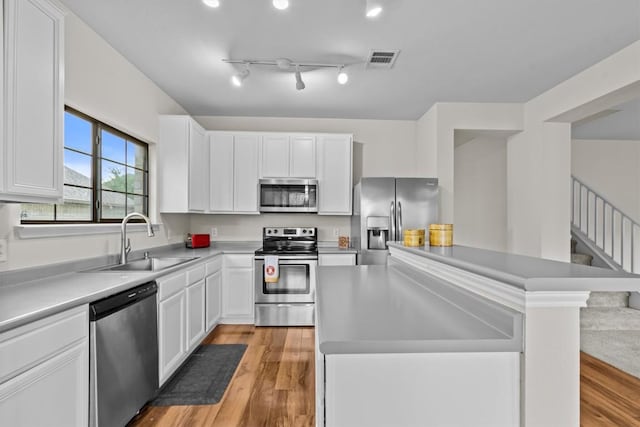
254;227;317;326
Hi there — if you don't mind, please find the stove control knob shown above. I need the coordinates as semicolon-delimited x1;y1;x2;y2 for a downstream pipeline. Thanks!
302;229;307;234
267;229;272;234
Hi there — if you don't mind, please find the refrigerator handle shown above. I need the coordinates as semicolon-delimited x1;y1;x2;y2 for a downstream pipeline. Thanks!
397;201;403;240
390;201;396;241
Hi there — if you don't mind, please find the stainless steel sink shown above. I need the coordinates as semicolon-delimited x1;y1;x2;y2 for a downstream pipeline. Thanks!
95;257;198;272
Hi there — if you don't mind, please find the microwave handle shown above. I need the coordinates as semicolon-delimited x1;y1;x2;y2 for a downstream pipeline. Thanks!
305;185;309;207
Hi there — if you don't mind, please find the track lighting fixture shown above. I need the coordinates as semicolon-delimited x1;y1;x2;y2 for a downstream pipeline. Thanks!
337;67;349;85
202;0;220;8
366;0;383;18
223;58;349;91
295;65;305;91
272;0;289;10
231;64;250;87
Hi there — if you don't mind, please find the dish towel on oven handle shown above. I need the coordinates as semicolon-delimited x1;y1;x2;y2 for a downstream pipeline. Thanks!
264;255;279;283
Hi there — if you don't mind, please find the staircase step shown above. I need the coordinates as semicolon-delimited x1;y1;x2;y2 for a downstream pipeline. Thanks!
571;253;593;266
571;238;577;253
581;307;640;330
587;291;629;307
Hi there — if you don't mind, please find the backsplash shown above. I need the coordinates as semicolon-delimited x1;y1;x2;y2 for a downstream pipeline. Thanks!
189;213;350;242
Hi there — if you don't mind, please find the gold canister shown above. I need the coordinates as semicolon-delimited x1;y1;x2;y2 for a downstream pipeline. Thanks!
403;229;425;247
429;224;453;246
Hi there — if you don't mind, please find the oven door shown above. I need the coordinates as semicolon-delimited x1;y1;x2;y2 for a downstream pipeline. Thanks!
254;256;317;304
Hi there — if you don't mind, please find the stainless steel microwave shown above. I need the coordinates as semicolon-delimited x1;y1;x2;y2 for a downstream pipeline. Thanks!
259;178;318;213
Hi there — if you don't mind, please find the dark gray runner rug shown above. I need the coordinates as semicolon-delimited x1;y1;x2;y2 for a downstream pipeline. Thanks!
151;343;247;406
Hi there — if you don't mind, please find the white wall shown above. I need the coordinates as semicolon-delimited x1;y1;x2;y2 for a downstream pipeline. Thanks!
0;12;190;271
507;40;640;261
454;136;507;251
572;138;640;222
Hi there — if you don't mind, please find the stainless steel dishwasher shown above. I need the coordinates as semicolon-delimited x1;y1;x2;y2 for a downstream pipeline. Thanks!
89;281;158;427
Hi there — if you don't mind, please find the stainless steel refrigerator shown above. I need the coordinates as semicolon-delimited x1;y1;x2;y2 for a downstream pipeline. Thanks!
351;177;439;265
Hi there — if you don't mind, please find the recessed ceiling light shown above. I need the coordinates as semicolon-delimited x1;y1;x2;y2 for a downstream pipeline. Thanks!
202;0;220;8
366;0;383;18
273;0;289;10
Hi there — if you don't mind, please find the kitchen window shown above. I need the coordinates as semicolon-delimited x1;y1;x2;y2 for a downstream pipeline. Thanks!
20;108;149;223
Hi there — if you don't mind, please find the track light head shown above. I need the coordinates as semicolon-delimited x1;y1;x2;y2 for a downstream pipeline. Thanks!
231;66;250;87
337;67;349;85
366;0;383;18
295;66;305;90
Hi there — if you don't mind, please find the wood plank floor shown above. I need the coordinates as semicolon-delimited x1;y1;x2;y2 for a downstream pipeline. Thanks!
131;326;640;426
581;351;640;426
129;325;315;427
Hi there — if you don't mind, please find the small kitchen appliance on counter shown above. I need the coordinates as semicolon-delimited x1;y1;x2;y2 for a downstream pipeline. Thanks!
254;227;318;326
186;233;210;248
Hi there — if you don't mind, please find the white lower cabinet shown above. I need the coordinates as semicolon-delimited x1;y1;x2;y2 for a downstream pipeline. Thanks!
222;254;254;323
0;305;88;427
158;289;186;385
157;264;206;385
205;257;223;331
186;279;206;351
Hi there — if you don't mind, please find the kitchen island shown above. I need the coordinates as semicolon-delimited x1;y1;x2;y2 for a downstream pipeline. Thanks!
315;263;523;427
382;242;640;427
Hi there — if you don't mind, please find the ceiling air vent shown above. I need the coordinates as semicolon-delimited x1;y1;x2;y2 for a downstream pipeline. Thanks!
366;50;400;69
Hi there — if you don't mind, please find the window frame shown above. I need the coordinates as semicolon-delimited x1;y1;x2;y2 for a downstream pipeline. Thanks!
20;107;150;224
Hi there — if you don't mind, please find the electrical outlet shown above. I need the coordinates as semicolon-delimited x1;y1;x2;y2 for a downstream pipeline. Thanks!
210;227;218;238
0;239;7;262
333;228;340;237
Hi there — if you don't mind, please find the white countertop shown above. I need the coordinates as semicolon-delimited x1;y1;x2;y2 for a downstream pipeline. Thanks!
0;242;260;333
316;264;523;354
388;242;640;292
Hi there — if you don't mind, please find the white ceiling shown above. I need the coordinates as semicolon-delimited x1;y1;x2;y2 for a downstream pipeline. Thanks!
59;0;640;120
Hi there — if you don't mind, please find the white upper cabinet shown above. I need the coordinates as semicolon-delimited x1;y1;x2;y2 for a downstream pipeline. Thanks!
209;132;259;214
188;121;208;211
209;133;234;212
0;0;65;202
158;115;209;213
261;134;316;178
317;134;353;215
233;135;260;213
261;134;290;178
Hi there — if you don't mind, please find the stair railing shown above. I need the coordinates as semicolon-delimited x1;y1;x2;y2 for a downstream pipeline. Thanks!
572;176;639;273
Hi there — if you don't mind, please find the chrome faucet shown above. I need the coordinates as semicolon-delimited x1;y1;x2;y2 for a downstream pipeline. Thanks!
120;212;155;264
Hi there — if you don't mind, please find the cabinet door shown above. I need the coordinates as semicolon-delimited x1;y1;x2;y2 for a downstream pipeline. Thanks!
223;267;255;320
188;122;208;212
205;270;222;332
290;135;316;178
261;134;290;178
186;280;206;351
0;341;88;427
317;135;353;215
3;0;64;200
234;135;260;213
210;133;235;212
158;116;189;212
158;291;186;385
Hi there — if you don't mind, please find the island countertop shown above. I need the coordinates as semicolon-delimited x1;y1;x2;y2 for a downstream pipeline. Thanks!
316;264;523;355
388;242;640;292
